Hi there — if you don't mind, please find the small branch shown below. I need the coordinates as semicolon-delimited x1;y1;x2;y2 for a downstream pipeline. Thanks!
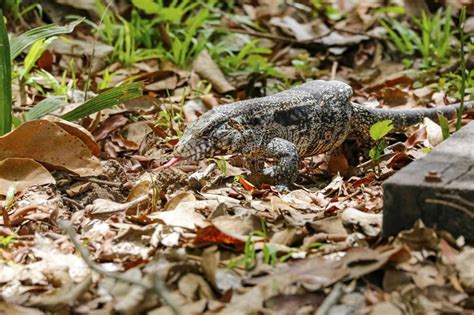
315;283;344;315
71;176;123;188
425;198;474;219
0;205;11;227
59;220;181;315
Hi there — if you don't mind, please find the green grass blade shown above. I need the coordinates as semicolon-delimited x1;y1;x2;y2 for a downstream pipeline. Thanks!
25;97;67;121
0;10;12;135
380;19;406;52
10;18;83;60
61;83;142;121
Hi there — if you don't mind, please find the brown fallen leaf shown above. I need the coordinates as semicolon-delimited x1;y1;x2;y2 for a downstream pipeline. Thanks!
0;302;45;315
0;120;101;176
193;50;235;94
383;87;408;107
223;246;404;313
0;158;55;196
92;114;129;141
145;75;178;91
148;198;211;230
456;247;474;293
194;225;245;249
53;119;100;156
341;208;382;237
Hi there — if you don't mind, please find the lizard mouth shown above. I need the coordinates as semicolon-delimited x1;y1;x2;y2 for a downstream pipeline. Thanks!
157;156;184;169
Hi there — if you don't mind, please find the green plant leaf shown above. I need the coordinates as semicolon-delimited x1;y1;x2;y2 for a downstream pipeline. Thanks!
0;10;12;135
131;0;161;14
10;19;83;60
369;120;394;141
61;83;142;121
25;97;67;121
437;114;450;140
22;37;56;78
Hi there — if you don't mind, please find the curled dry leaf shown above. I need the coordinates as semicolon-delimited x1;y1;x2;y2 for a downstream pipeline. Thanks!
223;246;404;313
53;119;100;156
148;193;210;230
92;115;129;141
194;225;245;248
0;120;101;176
341;208;382;237
211;214;263;242
193;50;235;94
0;158;55;195
456;247;474;292
86;195;149;218
423;117;444;147
145;74;178;91
0;302;45;315
270;16;315;41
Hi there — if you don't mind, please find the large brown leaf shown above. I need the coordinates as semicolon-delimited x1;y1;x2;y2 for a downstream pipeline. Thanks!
0;120;101;176
0;158;55;195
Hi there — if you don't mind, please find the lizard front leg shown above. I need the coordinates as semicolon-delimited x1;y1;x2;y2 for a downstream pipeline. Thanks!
261;138;299;188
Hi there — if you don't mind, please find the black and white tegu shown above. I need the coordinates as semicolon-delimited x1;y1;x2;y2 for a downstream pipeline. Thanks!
160;80;473;186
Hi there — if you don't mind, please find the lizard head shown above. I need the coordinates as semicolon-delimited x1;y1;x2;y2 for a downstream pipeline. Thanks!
173;108;242;162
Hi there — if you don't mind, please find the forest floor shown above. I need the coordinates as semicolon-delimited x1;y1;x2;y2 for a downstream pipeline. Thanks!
1;1;474;314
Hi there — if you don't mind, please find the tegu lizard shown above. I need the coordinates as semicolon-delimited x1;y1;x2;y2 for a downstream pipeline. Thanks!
160;80;473;187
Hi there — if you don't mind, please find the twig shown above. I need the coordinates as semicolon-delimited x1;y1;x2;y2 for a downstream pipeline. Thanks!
425;198;474;219
84;0;114;100
435;193;474;208
315;283;344;315
0;205;11;227
9;205;50;226
71;176;123;188
220;27;299;45
59;220;181;315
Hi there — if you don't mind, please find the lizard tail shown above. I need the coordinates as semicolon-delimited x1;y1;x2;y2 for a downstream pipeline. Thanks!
350;100;474;133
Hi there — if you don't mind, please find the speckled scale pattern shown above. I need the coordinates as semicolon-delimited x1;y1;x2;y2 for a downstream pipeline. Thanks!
174;80;474;186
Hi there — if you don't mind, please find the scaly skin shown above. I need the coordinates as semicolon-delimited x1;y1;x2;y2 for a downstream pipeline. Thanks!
170;80;473;186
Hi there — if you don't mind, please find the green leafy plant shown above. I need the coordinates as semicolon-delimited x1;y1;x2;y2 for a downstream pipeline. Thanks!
214;39;285;86
0;10;12;135
166;9;212;67
10;19;83;60
380;7;453;69
369;120;394;161
61;83;142;121
155;93;185;137
209;157;228;176
2;0;39;22
262;243;278;266
0;234;17;248
438;114;450;140
132;0;198;24
227;234;258;270
456;6;467;131
311;0;342;20
95;0;216;67
0;12;143;134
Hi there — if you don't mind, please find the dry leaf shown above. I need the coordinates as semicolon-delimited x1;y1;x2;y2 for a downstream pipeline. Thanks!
149;200;210;230
0;120;101;176
0;158;55;195
423;117;444;147
53;119;100;156
341;208;382;237
92;115;129;141
193;50;235;94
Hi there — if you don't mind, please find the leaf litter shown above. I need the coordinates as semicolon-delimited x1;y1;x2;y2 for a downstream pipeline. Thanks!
1;0;473;314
